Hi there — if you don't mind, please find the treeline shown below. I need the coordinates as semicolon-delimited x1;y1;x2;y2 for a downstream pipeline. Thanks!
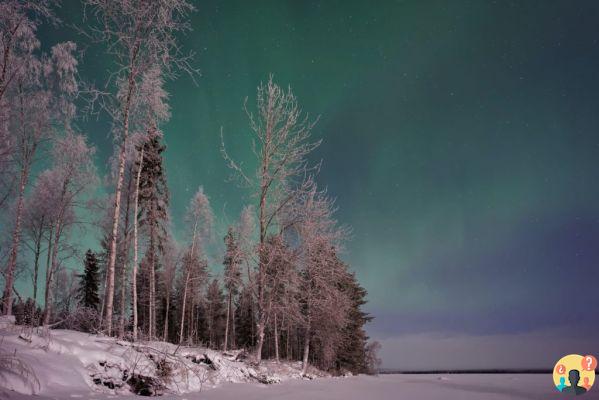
0;0;379;375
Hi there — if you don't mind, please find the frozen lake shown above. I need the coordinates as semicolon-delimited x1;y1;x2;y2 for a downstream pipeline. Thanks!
3;373;599;399
195;374;599;400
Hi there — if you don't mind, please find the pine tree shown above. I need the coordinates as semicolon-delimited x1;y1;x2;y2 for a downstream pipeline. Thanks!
335;264;373;374
194;299;209;345
78;250;100;310
235;285;256;349
137;128;169;339
206;278;226;349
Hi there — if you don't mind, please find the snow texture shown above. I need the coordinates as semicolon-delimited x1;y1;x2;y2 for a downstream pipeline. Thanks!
4;371;599;399
0;326;324;398
2;326;598;399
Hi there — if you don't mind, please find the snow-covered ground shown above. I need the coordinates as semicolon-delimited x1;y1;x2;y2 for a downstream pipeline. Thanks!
187;374;599;400
2;324;598;399
0;324;324;399
4;372;598;399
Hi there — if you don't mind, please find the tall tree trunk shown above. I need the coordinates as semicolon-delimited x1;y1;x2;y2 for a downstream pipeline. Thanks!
253;108;273;363
274;313;280;362
163;292;170;341
104;65;137;334
32;216;44;304
131;148;143;341
189;297;194;343
255;218;267;361
224;291;231;351
43;218;62;325
148;228;156;340
255;316;266;362
179;221;198;344
301;328;310;376
118;170;133;338
231;304;236;349
41;225;53;322
118;259;127;338
253;256;266;362
250;295;255;347
179;271;189;344
2;165;29;315
286;318;291;360
104;145;126;335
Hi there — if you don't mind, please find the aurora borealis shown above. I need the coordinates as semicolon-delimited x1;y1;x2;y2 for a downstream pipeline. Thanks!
28;0;599;368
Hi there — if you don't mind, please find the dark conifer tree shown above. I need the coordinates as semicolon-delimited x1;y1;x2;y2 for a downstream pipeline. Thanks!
194;299;209;345
335;261;373;374
235;284;256;349
78;250;101;310
206;278;226;348
137;127;169;338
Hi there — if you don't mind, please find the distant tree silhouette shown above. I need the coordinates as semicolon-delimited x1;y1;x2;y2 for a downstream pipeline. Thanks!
78;250;101;310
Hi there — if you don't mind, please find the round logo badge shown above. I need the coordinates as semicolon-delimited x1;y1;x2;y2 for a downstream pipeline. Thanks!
553;354;596;395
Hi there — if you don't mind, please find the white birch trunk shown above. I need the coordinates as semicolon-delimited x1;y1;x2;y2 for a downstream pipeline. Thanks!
2;166;29;315
131;148;143;341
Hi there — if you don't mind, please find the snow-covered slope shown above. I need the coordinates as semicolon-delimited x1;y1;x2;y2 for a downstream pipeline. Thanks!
0;324;325;398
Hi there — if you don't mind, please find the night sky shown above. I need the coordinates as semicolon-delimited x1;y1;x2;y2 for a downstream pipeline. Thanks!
32;0;599;369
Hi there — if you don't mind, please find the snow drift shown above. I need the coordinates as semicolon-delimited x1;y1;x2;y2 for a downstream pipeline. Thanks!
0;323;326;397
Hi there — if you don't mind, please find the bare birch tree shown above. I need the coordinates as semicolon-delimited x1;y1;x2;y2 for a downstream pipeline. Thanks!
2;36;78;315
22;183;54;304
221;76;320;363
179;187;213;343
42;133;97;325
84;0;196;334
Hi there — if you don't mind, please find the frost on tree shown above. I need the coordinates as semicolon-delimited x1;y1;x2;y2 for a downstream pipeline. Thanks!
84;0;197;334
1;0;79;315
221;76;321;363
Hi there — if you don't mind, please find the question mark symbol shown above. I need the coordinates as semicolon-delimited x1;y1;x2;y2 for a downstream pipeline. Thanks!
556;364;566;374
581;355;597;371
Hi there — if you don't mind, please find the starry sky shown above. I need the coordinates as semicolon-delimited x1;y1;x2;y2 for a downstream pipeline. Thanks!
30;0;599;369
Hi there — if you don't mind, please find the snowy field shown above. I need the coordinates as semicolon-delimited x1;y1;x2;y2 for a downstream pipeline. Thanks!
187;374;599;400
2;327;598;399
4;373;599;399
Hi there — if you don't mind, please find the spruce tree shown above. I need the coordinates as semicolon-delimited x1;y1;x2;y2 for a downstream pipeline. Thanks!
335;260;373;374
78;250;100;310
206;278;226;348
137;127;169;339
235;285;256;349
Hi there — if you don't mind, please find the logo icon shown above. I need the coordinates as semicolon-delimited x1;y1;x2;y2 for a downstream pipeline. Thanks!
553;354;597;395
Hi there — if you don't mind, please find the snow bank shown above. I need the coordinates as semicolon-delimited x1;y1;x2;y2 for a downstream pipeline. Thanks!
0;326;325;398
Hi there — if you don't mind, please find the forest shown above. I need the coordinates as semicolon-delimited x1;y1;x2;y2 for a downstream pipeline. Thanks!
0;0;378;377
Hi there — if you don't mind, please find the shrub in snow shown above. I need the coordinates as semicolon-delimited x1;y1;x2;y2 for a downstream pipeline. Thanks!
128;373;165;396
156;358;173;381
63;307;101;333
0;349;40;394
